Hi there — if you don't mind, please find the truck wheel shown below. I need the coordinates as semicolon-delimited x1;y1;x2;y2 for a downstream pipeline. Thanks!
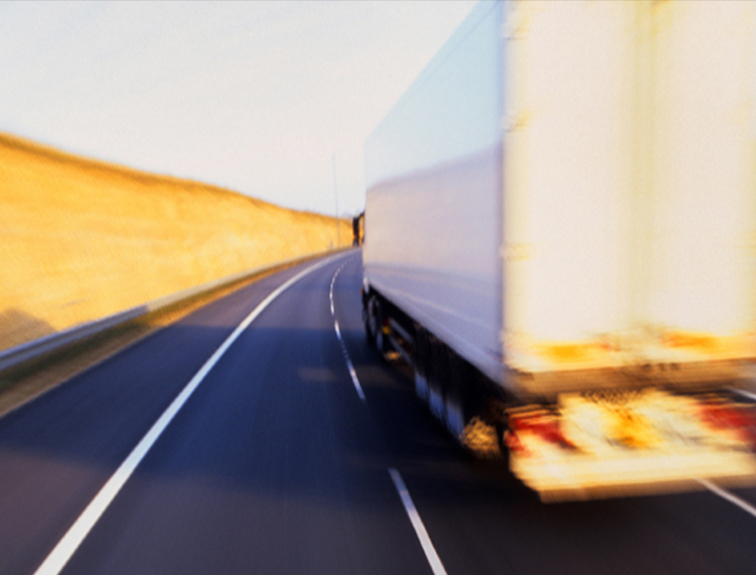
427;336;447;421
413;325;430;402
374;299;389;357
363;297;376;344
444;351;467;439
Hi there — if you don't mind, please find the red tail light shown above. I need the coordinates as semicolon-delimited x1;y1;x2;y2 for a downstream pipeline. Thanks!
508;412;576;451
698;401;756;448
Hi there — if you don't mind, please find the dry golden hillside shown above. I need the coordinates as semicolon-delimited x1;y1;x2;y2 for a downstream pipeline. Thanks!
0;132;351;352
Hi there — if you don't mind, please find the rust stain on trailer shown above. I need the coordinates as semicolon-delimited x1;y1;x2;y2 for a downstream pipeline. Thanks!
537;341;614;365
659;331;756;360
661;332;720;352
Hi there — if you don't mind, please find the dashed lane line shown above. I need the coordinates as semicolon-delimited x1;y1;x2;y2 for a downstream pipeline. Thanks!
698;479;756;520
329;259;366;403
330;258;448;575
389;468;449;575
731;388;756;403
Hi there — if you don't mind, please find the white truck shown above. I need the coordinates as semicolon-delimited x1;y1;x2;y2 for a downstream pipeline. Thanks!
362;0;756;500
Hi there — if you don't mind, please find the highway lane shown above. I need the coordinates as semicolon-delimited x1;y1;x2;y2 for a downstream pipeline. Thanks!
51;251;432;575
334;256;756;575
0;257;338;575
0;251;433;575
1;249;756;574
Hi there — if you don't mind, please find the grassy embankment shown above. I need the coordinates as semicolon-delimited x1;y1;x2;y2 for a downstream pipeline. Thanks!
0;132;351;354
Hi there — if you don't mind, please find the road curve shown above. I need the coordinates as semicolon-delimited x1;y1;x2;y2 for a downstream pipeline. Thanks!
0;250;755;575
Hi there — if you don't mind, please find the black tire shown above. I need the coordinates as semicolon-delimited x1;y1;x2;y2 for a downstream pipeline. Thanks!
374;299;389;357
444;350;468;438
413;325;430;402
363;299;375;344
427;335;448;421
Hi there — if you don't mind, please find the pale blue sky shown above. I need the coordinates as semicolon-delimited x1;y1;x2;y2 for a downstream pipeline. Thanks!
0;1;478;216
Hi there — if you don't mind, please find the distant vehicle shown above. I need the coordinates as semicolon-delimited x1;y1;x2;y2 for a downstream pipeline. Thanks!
361;0;756;501
352;212;364;246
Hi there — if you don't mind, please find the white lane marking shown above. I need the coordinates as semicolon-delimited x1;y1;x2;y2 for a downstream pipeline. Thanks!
334;320;342;340
329;260;366;403
332;258;445;573
388;468;448;575
731;388;756;403
33;254;344;575
698;479;756;520
344;356;366;402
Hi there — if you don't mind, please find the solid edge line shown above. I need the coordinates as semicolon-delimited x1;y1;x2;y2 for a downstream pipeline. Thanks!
0;248;358;424
0;247;355;376
698;479;756;520
32;253;345;575
388;468;448;575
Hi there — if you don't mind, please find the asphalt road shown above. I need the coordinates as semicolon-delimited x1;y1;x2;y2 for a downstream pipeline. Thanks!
2;249;756;575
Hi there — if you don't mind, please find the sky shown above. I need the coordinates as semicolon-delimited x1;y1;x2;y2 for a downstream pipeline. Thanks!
0;1;478;217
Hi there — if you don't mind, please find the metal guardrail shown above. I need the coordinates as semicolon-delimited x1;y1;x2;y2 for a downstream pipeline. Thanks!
0;248;353;374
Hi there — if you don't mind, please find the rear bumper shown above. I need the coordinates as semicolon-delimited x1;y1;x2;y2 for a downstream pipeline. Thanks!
512;446;756;502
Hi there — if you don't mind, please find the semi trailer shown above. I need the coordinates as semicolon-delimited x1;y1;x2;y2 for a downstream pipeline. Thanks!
361;0;756;500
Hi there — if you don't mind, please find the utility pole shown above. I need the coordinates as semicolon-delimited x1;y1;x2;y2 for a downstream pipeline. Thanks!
332;151;340;247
